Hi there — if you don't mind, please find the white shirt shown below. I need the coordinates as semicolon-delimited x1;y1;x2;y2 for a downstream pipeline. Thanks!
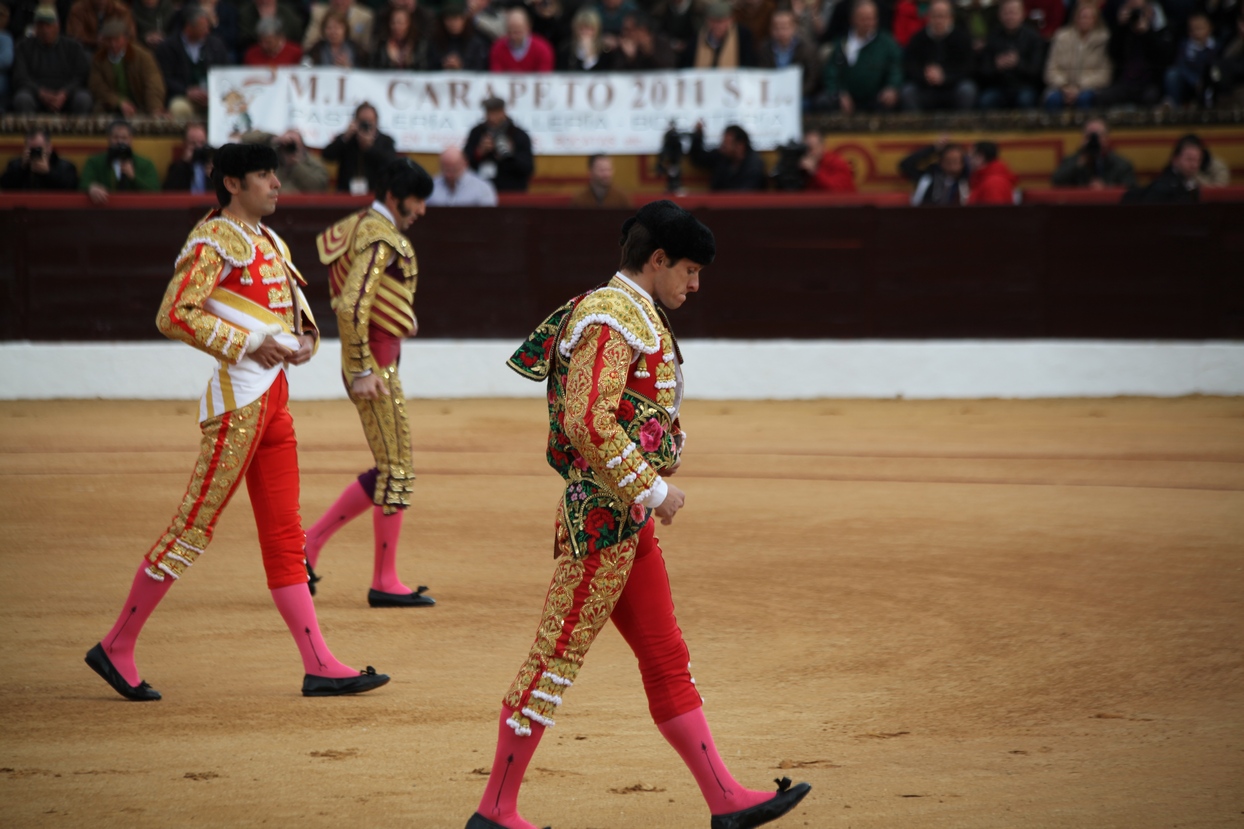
427;171;499;207
845;30;875;66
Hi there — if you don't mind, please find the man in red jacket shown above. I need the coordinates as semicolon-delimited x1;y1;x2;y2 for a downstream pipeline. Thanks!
968;141;1019;205
488;7;553;72
800;129;857;192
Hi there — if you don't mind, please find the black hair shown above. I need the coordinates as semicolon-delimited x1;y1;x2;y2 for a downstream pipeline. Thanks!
723;124;751;152
618;199;715;271
377;157;434;202
587;153;607;169
1173;134;1209;170
26;127;50;144
974;141;999;163
212;142;279;207
355;101;378;121
107;119;132;139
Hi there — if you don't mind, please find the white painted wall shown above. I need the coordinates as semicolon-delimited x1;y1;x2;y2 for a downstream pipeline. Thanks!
1;340;1241;401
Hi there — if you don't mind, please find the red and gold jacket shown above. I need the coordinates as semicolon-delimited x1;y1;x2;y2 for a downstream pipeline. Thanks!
157;209;317;422
508;274;685;559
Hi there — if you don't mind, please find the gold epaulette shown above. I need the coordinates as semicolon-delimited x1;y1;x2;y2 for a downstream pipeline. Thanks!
176;214;256;270
354;210;417;280
558;287;661;360
316;211;365;265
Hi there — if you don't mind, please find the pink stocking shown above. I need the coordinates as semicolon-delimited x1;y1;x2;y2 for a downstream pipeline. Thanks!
100;560;176;686
269;584;356;678
475;708;546;829
658;708;771;816
371;507;411;594
304;480;373;568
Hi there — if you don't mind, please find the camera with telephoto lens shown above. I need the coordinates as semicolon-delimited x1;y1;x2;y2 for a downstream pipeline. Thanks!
192;145;214;164
277;141;297;154
29;146;44;160
1084;131;1102;164
107;144;133;162
770;140;809;191
358;121;374;134
658;123;688;193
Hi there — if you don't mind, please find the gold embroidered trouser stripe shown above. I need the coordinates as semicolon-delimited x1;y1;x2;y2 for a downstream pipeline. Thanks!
350;360;414;514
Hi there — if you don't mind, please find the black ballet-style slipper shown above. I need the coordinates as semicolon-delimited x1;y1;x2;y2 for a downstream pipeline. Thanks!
465;812;551;829
85;643;161;701
709;777;812;829
367;585;435;607
301;666;390;697
305;560;321;596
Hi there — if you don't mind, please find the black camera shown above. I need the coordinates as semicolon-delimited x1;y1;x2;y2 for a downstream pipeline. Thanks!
658;124;686;193
277;141;297;154
770;140;809;192
358;121;374;134
107;144;133;162
29;146;44;160
192;145;214;164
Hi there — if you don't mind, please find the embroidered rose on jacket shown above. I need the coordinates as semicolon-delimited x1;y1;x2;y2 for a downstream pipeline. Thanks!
638;418;666;452
583;507;617;552
572;455;589;471
629;503;647;524
615;398;636;424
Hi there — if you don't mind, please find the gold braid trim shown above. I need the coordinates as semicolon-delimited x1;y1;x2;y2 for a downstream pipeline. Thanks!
335;240;393;376
157;244;249;364
559;288;660;360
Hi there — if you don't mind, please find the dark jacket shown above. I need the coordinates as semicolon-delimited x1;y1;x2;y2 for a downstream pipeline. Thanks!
689;130;767;192
426;28;491;71
902;25;975;88
757;35;821;98
899;144;969;205
823;32;903;104
463;119;535;193
979;23;1045;92
322;130;399;194
0;151;80;190
1051;148;1138;188
164;158;211;192
12;35;90;97
155;33;229;103
1121;167;1199;203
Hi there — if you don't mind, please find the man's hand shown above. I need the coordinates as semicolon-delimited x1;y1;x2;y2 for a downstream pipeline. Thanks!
88;183;110;205
924;64;945;86
188;86;209;106
995;50;1018;70
251;335;295;368
29;153;50;175
119;159;136;180
120;100;137;117
285;333;315;365
1062;84;1079;102
839;91;855;114
351;373;390;400
654;483;686;525
476;132;495;157
877;87;898;108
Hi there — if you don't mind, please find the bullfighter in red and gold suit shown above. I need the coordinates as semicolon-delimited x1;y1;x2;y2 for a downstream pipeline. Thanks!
85;144;389;701
466;201;811;829
303;160;438;608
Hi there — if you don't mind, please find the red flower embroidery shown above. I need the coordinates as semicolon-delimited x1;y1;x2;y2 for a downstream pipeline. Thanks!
520;351;538;367
615;399;636;423
639;418;665;452
629;503;647;524
584;507;615;536
572;455;589;471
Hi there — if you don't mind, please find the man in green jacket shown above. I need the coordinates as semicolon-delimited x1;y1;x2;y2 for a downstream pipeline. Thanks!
820;0;901;113
80;119;161;204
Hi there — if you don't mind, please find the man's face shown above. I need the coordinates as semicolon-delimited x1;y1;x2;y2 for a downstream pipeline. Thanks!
485;108;507;128
590;157;614;188
260;32;285;54
803;131;823;159
356;107;378;133
506;12;529;45
1173;145;1203;179
26;133;50;156
102;32;128;57
185;125;207;149
231;169;281;217
387;193;427;231
35;19;59;44
1084;120;1108;148
927;1;952;36
852;4;877;36
187;16;210;40
770;12;795;46
941;148;964;177
653;256;702;309
1074;4;1096;33
707;15;730;40
999;0;1024;30
440;150;465;183
110;127;133;148
1188;16;1211;43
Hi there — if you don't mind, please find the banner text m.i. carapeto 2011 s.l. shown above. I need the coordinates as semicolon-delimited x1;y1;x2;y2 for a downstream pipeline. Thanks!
207;67;802;156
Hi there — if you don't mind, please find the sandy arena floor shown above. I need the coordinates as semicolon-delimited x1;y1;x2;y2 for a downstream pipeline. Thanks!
1;396;1242;829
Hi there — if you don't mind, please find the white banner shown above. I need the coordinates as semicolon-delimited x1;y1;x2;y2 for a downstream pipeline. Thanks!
207;67;802;155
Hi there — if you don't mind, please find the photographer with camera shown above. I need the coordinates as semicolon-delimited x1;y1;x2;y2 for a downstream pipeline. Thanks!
1051;118;1137;189
241;127;330;193
164;121;213;193
324;101;399;195
689;121;766;191
464;96;535;192
1;129;79;191
80;119;160;205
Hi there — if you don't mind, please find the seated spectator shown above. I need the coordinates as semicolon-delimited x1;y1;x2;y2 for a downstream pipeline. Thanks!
570;154;631;207
900;0;977;111
490;6;554;71
323;102;398;195
0;128;79;190
1100;0;1171;107
968;142;1018;204
689;122;767;191
0;3;15;112
170;0;241;61
66;0;135;54
305;0;375;52
1122;135;1202;203
375;0;436;46
1051;118;1138;188
757;8;821;104
615;12;677;69
900;140;969;205
370;7;427;68
657;0;703;67
1044;2;1112;109
559;7;618;70
89;18;166;116
1025;0;1065;39
427;0;489;70
595;0;640;39
978;0;1044;109
163;120;213;193
156;5;229;121
1212;11;1244;107
820;0;901;113
891;0;926;47
1165;13;1217;107
692;1;756;68
798;129;856;192
464;96;535;192
239;0;303;50
307;10;368;66
133;0;177;52
427;145;498;206
12;5;93;115
80;119;160;205
241;128;330;193
244;17;303;65
528;0;569;53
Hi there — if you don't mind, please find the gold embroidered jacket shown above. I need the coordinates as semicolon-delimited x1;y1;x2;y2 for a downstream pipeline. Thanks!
508;276;685;559
317;207;418;376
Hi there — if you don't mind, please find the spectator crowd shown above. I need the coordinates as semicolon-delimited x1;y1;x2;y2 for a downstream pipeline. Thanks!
2;0;1243;116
